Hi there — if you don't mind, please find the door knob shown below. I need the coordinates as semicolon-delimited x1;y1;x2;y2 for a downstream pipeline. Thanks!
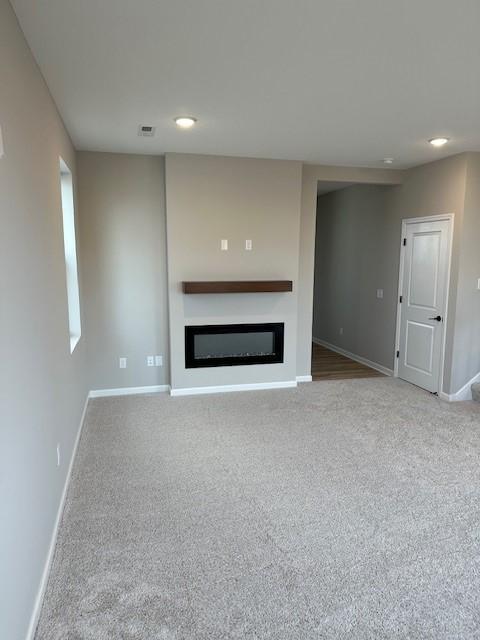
428;315;442;322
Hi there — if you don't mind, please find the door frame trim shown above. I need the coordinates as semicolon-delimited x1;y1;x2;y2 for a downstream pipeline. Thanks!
393;213;455;394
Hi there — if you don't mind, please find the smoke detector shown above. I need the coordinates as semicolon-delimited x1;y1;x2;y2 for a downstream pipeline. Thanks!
138;125;156;137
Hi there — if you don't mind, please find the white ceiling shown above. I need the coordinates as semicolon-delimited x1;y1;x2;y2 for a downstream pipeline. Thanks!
11;0;480;168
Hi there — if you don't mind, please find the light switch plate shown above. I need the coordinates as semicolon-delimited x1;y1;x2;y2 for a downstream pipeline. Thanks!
221;239;228;251
245;239;252;250
376;289;384;299
119;357;127;369
0;126;4;158
155;355;163;367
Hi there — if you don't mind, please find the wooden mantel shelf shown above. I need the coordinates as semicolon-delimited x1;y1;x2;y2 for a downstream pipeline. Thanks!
182;280;293;294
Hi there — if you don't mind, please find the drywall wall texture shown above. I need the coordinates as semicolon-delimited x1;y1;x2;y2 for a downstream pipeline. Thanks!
165;153;302;390
0;2;88;638
313;185;394;369
313;154;469;394
449;153;480;391
77;152;169;391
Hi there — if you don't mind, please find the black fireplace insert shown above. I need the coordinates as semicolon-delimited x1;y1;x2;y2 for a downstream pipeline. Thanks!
185;323;284;368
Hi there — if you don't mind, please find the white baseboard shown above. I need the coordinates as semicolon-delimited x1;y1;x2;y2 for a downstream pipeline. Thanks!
170;380;297;396
89;385;170;398
439;371;480;402
26;392;89;640
296;375;312;383
312;337;394;377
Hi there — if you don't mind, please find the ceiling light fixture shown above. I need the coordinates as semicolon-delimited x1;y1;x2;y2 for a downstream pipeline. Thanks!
429;137;449;147
174;116;197;129
383;158;394;164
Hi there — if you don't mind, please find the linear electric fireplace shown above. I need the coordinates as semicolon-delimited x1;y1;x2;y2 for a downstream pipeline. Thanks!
185;323;284;368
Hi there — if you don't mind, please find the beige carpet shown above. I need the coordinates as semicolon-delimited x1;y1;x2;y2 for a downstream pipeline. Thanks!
35;378;480;639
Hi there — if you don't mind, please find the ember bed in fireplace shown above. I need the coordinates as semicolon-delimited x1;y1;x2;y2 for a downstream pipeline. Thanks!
185;323;284;368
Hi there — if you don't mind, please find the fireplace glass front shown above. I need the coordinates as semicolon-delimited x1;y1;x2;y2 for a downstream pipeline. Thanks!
185;323;284;368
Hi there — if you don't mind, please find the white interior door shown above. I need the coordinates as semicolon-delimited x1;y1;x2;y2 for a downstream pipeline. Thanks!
397;217;452;393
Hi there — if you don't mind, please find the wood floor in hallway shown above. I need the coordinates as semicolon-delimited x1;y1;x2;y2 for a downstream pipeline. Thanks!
311;342;385;381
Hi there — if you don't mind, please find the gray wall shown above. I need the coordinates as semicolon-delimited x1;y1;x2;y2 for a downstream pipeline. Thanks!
165;153;302;390
74;150;474;396
77;152;169;391
0;2;88;638
450;153;480;391
313;154;471;393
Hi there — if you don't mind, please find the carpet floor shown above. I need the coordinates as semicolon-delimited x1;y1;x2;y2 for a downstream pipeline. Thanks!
35;378;480;639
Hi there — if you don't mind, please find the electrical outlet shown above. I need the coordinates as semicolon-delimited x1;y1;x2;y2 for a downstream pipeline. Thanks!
339;327;344;335
245;239;252;250
56;444;61;467
221;239;228;251
155;355;163;367
147;356;155;367
119;357;127;369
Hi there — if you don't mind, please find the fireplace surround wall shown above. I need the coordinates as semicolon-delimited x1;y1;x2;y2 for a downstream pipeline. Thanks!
165;153;302;392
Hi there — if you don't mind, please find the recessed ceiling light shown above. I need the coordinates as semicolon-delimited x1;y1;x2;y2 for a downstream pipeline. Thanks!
383;158;394;164
429;137;449;147
174;116;197;129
